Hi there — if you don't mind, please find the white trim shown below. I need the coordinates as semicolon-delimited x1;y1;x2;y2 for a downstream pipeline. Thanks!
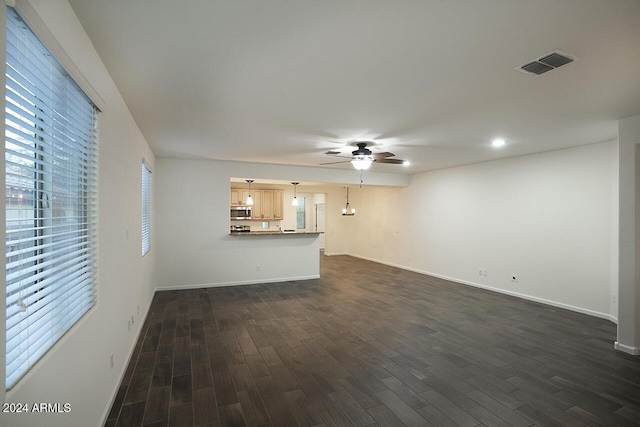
13;0;106;111
351;253;618;323
157;275;320;291
614;342;640;356
99;298;154;426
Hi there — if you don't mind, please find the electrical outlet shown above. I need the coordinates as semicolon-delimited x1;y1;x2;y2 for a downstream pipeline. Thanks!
611;294;617;304
511;275;518;282
256;265;261;271
109;353;114;369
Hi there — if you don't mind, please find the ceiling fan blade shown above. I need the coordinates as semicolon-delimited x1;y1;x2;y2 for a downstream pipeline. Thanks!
371;152;395;159
376;158;406;164
324;151;353;159
320;160;351;165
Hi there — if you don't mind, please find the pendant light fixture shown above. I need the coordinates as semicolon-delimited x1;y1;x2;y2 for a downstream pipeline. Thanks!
342;187;355;216
291;182;299;206
245;179;254;205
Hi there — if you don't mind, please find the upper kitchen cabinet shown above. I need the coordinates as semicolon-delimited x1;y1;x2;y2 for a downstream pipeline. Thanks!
253;189;284;220
251;191;263;216
230;189;241;206
230;188;283;220
256;190;273;220
273;190;283;220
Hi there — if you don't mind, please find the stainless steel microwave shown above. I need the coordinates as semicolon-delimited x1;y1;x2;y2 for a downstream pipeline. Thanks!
231;206;252;220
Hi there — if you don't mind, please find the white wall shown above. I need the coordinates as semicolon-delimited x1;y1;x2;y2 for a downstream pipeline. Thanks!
0;1;156;426
345;142;617;320
155;159;406;288
616;113;640;354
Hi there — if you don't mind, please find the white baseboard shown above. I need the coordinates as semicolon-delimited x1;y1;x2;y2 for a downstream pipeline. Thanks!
99;293;155;426
156;274;320;291
349;253;617;324
614;342;640;355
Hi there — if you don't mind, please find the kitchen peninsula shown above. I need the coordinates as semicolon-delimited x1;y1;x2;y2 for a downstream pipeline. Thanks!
226;181;323;286
229;230;322;236
224;227;321;285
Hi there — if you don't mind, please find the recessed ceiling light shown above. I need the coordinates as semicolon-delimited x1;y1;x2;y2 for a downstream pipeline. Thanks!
492;138;506;148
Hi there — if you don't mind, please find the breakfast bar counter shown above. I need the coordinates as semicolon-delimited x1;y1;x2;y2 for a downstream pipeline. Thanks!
229;231;322;236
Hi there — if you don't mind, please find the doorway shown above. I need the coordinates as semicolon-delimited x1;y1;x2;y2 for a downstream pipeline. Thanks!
313;194;326;250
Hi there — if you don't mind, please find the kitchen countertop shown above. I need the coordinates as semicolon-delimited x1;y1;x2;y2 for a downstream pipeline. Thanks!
229;231;322;236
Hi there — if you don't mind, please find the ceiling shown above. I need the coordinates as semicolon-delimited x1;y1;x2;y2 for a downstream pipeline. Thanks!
67;0;640;174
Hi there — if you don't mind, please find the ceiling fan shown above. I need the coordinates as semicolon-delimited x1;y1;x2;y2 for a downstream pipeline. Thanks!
321;142;409;170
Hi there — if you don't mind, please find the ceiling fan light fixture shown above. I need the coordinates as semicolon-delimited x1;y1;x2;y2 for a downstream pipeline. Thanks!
351;156;373;170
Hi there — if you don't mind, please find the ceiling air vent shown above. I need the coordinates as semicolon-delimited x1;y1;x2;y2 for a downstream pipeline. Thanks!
521;61;554;75
517;50;577;75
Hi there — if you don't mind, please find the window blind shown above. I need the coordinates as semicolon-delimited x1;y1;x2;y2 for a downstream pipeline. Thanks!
5;8;98;389
141;162;150;256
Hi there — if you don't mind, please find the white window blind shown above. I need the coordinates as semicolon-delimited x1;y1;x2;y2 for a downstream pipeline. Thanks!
5;8;98;389
141;162;151;256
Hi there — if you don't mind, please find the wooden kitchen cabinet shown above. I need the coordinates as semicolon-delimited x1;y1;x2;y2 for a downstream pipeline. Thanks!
230;189;257;206
262;190;274;220
230;188;283;220
251;191;263;217
252;190;271;220
230;189;241;206
273;190;283;220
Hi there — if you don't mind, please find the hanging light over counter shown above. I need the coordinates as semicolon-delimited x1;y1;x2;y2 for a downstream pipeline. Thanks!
291;182;299;206
245;179;254;205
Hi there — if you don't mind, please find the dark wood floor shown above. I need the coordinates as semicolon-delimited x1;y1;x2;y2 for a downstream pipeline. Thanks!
105;254;640;427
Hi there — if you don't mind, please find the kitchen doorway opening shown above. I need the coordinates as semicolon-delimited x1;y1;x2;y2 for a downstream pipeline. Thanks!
313;194;326;250
297;193;326;250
